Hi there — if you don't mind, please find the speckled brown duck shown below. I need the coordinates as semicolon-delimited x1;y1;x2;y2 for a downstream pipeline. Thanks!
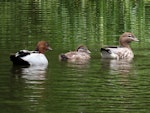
101;32;139;59
59;45;91;63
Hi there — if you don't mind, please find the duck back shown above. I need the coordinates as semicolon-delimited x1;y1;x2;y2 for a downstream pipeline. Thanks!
10;54;30;65
10;50;48;66
101;47;134;59
21;53;48;66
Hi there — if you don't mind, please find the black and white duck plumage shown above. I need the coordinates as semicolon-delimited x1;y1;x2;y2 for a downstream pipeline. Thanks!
10;41;52;66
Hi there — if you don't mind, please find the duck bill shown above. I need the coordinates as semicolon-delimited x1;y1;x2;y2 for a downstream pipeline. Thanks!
48;47;53;50
87;50;91;54
133;37;139;42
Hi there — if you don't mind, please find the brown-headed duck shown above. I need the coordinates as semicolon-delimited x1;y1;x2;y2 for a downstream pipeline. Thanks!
10;41;52;66
101;32;139;59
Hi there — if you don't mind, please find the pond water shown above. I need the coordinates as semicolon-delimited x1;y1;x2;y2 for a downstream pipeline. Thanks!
0;0;150;113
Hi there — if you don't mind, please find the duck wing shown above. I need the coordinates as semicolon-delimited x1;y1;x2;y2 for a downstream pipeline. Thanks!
101;46;121;59
15;50;38;57
10;50;38;65
101;46;119;54
59;51;77;61
101;46;133;59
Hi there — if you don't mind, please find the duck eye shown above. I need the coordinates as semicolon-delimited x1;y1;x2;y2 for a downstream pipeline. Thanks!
45;43;49;46
128;35;132;37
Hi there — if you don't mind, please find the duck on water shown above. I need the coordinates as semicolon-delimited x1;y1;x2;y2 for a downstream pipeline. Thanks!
100;32;139;60
10;41;52;66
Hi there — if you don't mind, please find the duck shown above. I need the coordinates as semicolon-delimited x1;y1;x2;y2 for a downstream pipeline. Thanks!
59;45;91;64
100;32;139;59
10;41;52;66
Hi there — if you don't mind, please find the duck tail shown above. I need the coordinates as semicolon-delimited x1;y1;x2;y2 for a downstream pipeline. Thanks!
100;48;111;54
59;54;68;61
10;54;29;65
10;54;16;62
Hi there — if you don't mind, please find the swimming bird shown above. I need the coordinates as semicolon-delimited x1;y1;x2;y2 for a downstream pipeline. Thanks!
59;45;91;64
100;32;139;59
10;41;52;66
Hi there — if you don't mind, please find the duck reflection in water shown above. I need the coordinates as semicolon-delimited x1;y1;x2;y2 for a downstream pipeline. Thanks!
101;59;133;75
10;65;47;112
11;65;47;81
63;60;90;69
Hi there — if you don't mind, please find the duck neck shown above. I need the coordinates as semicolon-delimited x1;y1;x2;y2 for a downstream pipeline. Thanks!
120;42;131;49
35;48;45;54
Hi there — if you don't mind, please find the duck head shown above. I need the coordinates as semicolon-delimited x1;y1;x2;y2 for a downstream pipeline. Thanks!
35;41;52;54
119;32;139;48
76;45;91;54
